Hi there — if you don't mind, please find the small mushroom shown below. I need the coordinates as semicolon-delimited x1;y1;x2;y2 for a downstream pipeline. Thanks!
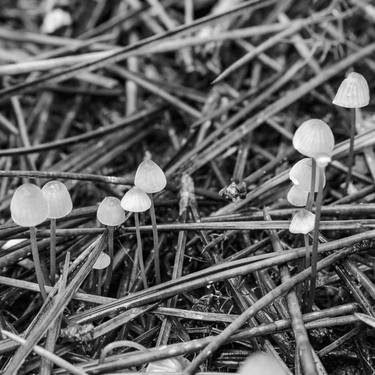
333;72;370;190
146;357;190;373
121;187;151;289
287;185;309;207
97;197;126;293
11;183;48;300
289;209;315;234
237;352;287;375
289;158;326;192
42;180;73;284
134;156;166;284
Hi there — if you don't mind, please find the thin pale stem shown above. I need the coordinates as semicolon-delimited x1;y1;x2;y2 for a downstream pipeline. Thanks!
303;234;310;309
135;213;148;289
50;218;56;284
345;108;356;190
149;196;161;284
97;270;102;295
103;226;114;294
30;226;47;301
307;165;325;312
307;158;316;211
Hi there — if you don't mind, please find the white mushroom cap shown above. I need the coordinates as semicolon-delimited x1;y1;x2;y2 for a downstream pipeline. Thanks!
134;159;166;194
121;187;151;213
289;209;316;234
11;183;48;227
97;197;125;227
42;180;73;219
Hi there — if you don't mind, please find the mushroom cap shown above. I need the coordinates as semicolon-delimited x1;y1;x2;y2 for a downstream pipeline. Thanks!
293;119;334;159
93;252;111;270
333;72;370;108
289;209;316;234
238;352;287;375
11;183;48;227
42;180;73;219
97;197;125;226
146;357;190;373
289;158;326;192
121;186;151;212
287;185;309;207
134;159;166;194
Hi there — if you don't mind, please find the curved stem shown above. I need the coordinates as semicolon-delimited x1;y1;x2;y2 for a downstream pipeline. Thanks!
345;108;356;190
103;226;114;294
50;218;56;284
149;196;161;284
307;165;324;312
135;213;148;288
30;226;47;300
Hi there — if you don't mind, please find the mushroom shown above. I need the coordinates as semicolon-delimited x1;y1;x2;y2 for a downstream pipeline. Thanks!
287;185;309;207
97;197;126;293
134;156;166;284
11;183;48;300
292;119;335;311
42;180;73;284
289;209;315;234
146;357;190;373
333;72;370;190
237;352;287;375
121;186;151;289
93;251;111;295
289;158;326;192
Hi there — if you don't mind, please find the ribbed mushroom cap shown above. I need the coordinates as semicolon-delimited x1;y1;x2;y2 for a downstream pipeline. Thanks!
293;119;334;159
121;186;151;213
238;352;287;375
97;197;125;227
11;183;48;227
42;180;73;219
289;209;315;234
333;72;370;108
289;158;326;192
146;357;190;373
134;159;166;194
93;252;111;270
287;185;309;207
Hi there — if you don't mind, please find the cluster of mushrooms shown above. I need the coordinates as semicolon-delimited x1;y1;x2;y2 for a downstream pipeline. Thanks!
286;72;370;310
9;156;166;300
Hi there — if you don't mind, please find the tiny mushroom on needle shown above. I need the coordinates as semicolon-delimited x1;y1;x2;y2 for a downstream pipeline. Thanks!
121;186;151;289
134;155;166;285
333;72;370;190
97;196;126;293
11;183;48;300
42;180;73;284
289;209;316;235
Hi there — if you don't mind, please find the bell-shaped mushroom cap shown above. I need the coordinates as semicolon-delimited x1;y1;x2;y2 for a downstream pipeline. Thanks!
121;186;151;212
289;158;326;192
146;357;190;373
134;159;167;194
238;352;287;375
293;119;334;159
97;197;126;227
11;183;48;227
287;185;309;207
289;209;315;234
93;252;111;270
42;180;73;219
333;72;370;108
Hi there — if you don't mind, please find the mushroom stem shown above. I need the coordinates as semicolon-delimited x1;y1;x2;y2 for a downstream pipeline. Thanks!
103;226;114;294
134;212;148;289
345;108;356;190
149;195;161;284
30;226;47;300
307;165;324;312
303;234;310;308
50;218;56;284
97;269;102;295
